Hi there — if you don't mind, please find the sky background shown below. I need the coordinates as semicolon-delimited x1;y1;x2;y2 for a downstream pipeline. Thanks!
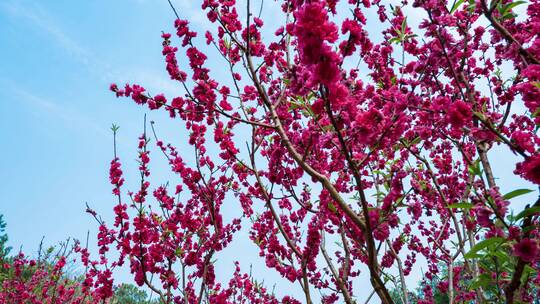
0;0;189;250
0;0;537;302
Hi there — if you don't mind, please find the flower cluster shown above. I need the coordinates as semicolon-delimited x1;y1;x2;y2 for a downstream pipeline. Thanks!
0;252;92;303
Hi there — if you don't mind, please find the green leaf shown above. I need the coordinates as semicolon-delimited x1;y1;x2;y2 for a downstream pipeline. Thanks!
410;136;422;146
503;189;534;200
507;0;527;10
468;159;483;176
499;0;527;15
328;202;337;213
469;273;491;290
223;37;231;49
450;0;467;13
447;202;474;209
534;106;540;119
464;237;505;259
515;206;540;221
492;250;511;265
467;0;477;12
395;195;405;206
401;17;407;34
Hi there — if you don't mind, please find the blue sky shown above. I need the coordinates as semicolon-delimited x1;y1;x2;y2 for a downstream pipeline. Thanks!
0;0;185;251
0;0;538;301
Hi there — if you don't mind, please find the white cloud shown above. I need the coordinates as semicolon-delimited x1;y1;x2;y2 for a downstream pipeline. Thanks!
0;1;100;71
0;1;186;94
1;79;109;137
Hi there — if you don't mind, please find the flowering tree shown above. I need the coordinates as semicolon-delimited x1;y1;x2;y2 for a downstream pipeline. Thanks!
0;239;93;304
82;0;540;303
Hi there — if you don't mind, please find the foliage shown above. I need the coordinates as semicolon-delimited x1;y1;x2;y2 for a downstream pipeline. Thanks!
390;264;451;304
0;235;93;303
0;216;158;303
110;283;160;304
0;214;11;275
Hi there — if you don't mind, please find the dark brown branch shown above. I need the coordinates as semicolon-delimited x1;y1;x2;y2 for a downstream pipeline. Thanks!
505;196;540;303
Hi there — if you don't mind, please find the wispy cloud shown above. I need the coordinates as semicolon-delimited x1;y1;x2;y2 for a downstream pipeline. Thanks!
0;1;185;97
0;0;120;83
1;78;109;137
0;1;114;136
143;0;192;9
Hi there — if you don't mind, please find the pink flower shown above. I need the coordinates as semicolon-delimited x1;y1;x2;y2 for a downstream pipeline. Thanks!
149;94;167;110
355;108;383;145
474;206;493;228
447;100;472;129
204;31;213;45
515;153;540;185
373;223;390;241
513;238;539;262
